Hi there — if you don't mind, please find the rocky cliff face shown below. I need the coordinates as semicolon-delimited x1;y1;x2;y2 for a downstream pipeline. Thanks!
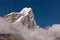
4;7;37;29
4;12;22;22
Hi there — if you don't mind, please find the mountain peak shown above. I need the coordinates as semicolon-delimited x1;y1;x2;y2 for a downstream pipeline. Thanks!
4;7;37;29
0;7;54;40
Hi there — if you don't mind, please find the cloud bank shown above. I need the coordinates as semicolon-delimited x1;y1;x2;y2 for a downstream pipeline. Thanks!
0;17;60;40
47;24;60;40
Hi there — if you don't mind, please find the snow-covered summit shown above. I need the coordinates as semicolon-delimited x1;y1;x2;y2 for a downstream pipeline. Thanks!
4;7;37;29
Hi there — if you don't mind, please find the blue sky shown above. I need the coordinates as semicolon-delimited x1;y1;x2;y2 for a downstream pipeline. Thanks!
0;0;60;28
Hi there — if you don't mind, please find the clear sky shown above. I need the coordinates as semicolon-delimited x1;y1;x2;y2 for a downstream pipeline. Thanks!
0;0;60;28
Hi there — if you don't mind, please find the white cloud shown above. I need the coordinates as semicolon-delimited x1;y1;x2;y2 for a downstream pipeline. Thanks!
0;17;60;40
0;17;17;34
47;24;60;40
0;17;53;40
0;17;11;34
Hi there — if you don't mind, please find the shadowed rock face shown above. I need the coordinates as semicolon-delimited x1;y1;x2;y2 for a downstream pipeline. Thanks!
0;34;24;40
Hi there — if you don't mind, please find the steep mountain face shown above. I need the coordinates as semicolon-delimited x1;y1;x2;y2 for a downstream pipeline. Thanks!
4;12;22;22
0;7;54;40
4;7;37;29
